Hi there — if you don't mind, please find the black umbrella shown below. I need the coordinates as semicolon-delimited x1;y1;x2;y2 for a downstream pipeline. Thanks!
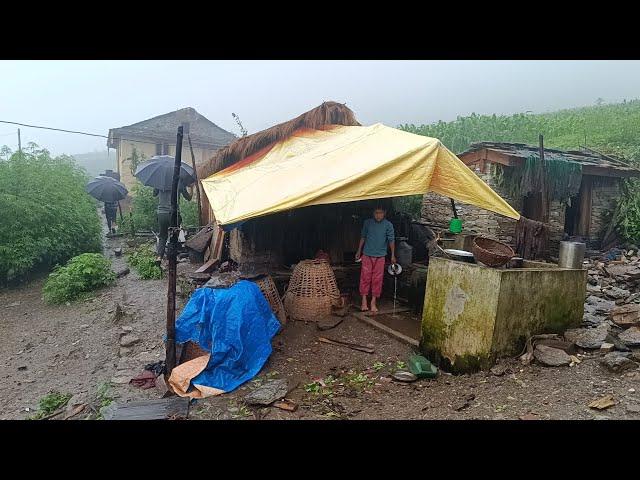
134;155;196;190
86;176;128;202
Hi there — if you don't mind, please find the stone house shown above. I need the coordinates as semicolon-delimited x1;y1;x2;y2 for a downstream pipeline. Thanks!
107;107;236;190
422;142;640;253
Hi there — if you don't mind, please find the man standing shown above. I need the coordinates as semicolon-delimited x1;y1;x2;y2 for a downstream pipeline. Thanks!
355;206;396;313
153;182;192;260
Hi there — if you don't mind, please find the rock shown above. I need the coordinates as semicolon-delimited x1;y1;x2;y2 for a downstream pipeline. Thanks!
134;351;157;363
244;379;288;405
114;247;122;257
119;347;132;357
110;375;132;385
115;267;130;278
120;334;140;347
631;351;640;363
599;352;638;373
626;404;640;414
391;370;418;383
588;394;616;410
490;363;510;376
6;301;20;308
534;345;571;367
603;286;631;300
121;326;133;332
600;342;615;353
619;327;640;347
611;304;640;328
564;324;609;349
586;295;616;314
582;313;604;327
316;316;344;331
605;333;631;352
593;415;610;420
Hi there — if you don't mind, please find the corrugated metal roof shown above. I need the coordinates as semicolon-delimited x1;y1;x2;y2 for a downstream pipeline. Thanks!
463;141;639;174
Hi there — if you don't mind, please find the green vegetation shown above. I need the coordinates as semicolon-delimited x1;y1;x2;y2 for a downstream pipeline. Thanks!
127;244;163;279
121;181;199;234
0;144;102;284
401;99;640;243
29;391;72;419
96;382;115;420
43;253;116;304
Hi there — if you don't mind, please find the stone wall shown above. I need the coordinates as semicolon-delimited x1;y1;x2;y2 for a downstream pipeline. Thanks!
589;177;621;248
421;163;521;245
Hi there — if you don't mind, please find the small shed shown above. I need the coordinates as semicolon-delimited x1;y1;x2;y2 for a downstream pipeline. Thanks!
422;142;640;254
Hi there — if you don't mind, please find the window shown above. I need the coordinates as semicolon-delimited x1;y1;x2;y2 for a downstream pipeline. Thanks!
162;144;169;155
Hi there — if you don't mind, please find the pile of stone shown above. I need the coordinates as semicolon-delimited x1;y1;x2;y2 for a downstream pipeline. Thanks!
528;247;640;370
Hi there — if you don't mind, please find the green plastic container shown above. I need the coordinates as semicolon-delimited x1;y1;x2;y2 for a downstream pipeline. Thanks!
407;354;438;379
449;218;462;233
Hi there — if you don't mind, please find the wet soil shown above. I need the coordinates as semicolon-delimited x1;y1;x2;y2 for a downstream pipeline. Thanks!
2;214;640;420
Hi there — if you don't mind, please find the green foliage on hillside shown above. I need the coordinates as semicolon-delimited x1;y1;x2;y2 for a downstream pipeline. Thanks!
401;99;640;160
400;100;640;242
0;145;102;284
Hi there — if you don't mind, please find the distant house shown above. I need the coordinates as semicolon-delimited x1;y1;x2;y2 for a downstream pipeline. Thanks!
422;142;640;253
107;107;236;189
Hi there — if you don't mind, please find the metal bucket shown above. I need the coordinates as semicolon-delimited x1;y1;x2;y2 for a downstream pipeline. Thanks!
558;241;586;269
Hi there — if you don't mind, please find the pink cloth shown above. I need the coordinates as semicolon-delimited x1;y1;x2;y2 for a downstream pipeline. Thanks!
359;255;385;297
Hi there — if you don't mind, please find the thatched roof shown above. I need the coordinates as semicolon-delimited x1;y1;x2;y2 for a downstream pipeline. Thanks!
198;101;360;179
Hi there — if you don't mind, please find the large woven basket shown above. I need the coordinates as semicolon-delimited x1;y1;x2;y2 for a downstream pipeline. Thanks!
253;274;287;325
472;236;514;268
284;259;341;321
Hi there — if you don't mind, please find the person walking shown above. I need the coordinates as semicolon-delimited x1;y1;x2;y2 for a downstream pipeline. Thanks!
355;206;396;313
104;200;118;234
153;182;192;260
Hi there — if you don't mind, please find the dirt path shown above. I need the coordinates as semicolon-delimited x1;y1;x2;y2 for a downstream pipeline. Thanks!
0;213;192;419
1;214;640;420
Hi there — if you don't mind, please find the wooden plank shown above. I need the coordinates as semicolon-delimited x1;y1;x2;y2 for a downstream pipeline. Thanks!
195;258;218;273
103;396;190;420
318;336;375;354
351;311;419;347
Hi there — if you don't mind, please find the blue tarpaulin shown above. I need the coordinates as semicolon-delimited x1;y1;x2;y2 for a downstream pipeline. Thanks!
173;280;280;396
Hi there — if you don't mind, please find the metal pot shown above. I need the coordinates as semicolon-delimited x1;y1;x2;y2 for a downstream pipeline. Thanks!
558;241;586;269
443;249;475;263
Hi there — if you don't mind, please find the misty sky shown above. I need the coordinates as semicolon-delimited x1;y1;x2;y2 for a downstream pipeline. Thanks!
2;60;640;157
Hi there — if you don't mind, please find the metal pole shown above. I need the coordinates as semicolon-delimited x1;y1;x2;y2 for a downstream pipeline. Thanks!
187;134;202;228
165;126;183;376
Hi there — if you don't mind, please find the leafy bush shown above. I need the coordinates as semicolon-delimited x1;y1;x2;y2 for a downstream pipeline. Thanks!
127;244;163;279
43;253;116;304
29;391;72;419
0;144;102;284
121;181;199;234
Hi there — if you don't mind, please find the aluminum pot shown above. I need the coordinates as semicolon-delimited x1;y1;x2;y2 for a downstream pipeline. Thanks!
558;241;586;269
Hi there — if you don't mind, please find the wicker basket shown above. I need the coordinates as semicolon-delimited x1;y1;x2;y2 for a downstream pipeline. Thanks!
472;236;515;268
284;259;341;321
253;274;287;325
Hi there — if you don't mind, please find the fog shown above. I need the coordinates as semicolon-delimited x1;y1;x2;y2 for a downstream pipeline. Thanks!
2;60;640;156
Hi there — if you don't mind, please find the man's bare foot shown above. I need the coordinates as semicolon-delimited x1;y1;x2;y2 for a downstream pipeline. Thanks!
361;297;369;311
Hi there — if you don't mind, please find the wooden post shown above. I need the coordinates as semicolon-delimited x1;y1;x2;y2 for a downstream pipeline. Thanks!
17;128;21;156
539;134;548;223
117;201;124;222
187;134;202;228
165;126;183;376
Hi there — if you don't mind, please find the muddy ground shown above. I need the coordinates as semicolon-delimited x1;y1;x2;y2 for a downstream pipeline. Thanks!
1;217;640;420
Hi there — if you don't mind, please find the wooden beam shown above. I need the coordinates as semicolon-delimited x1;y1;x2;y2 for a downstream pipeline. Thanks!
351;311;419;347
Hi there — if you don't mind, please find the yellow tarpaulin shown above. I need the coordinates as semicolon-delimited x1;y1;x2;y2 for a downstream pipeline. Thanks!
201;123;520;225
